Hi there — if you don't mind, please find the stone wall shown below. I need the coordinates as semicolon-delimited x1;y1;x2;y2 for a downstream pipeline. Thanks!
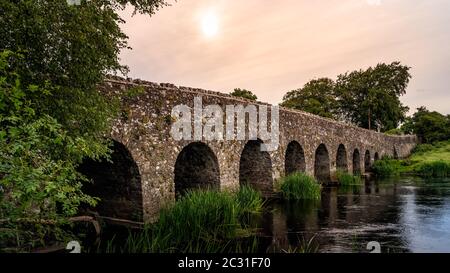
94;76;417;222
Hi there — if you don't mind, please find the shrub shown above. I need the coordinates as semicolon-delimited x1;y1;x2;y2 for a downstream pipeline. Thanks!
385;128;403;135
412;144;435;154
280;172;321;201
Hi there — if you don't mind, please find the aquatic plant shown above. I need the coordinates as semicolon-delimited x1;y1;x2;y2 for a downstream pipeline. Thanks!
372;157;401;177
279;172;321;201
336;170;362;185
281;234;319;253
235;185;264;213
96;187;264;253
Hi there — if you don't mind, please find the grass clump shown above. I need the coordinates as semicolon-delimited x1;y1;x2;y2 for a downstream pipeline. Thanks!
336;170;362;185
103;187;264;253
416;161;450;177
235;185;264;213
280;172;321;201
280;234;319;253
372;157;401;177
152;190;240;249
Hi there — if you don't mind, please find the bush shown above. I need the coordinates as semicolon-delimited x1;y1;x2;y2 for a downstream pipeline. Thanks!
412;144;434;154
280;172;321;201
385;128;403;135
0;51;101;251
416;161;450;177
336;171;362;185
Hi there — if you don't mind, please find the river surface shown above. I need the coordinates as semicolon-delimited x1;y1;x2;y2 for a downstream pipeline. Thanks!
260;176;450;253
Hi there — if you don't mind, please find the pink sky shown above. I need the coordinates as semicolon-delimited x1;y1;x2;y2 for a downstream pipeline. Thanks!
119;0;450;115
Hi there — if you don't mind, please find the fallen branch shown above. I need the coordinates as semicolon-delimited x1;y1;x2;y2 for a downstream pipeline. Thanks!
96;215;144;229
68;216;101;236
0;216;101;236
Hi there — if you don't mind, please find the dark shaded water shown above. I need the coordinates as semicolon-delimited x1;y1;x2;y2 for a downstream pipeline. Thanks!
262;176;450;253
84;176;450;253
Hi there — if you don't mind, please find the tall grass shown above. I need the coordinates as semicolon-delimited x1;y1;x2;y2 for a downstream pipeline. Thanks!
280;172;321;201
280;234;319;253
416;161;450;177
371;141;450;178
408;141;450;168
150;190;241;252
336;170;362;185
235;185;264;213
97;187;264;253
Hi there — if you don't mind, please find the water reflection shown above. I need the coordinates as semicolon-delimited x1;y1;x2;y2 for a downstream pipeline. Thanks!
264;176;450;253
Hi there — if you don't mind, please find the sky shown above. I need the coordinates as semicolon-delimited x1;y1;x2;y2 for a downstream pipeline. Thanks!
119;0;450;115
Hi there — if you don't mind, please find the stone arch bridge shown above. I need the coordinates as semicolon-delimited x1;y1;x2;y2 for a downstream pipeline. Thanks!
81;77;417;223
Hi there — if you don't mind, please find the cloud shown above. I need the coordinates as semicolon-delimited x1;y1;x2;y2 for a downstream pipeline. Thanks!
119;0;450;114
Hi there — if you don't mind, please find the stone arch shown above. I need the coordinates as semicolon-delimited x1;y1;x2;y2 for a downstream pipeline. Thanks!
79;140;143;221
174;142;220;198
336;144;348;172
353;149;361;175
239;139;274;193
314;143;330;183
374;152;380;161
364;150;371;172
285;141;306;175
393;146;399;159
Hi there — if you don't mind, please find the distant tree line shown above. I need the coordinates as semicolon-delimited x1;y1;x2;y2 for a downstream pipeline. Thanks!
400;107;450;143
279;62;449;144
281;62;411;132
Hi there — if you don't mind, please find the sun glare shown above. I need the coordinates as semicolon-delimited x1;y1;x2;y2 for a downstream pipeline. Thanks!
201;12;218;38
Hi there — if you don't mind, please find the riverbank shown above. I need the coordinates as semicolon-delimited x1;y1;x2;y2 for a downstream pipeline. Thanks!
373;140;450;177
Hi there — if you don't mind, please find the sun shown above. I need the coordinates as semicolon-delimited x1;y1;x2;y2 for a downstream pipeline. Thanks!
201;12;219;38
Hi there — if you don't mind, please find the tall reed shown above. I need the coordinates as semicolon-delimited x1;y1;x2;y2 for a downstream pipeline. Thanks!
102;187;264;253
280;172;321;201
336;170;362;185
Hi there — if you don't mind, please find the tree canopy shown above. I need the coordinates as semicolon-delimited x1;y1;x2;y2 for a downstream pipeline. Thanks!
230;88;258;101
0;0;166;138
334;62;411;132
401;107;450;143
280;78;336;119
281;62;411;132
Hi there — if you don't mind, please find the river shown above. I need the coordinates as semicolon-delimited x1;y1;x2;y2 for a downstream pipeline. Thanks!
260;176;450;253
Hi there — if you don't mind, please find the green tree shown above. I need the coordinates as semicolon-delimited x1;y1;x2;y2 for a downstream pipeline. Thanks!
0;0;167;250
0;0;166;139
230;88;258;101
335;62;410;132
400;116;414;134
0;51;102;250
402;107;450;143
280;78;336;119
